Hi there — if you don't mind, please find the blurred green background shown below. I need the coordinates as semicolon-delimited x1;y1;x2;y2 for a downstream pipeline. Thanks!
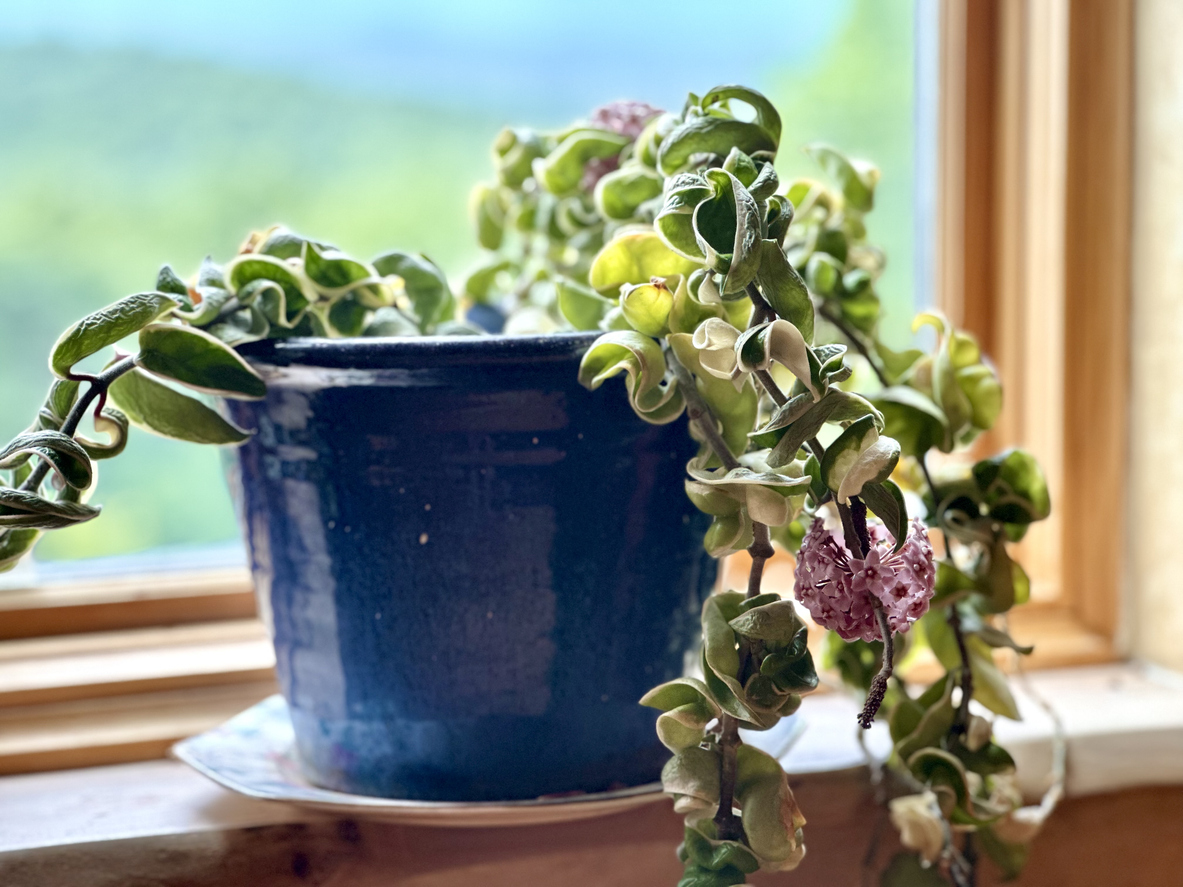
0;0;915;561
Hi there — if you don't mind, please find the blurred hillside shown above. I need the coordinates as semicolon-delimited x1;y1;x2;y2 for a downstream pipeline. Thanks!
0;0;914;560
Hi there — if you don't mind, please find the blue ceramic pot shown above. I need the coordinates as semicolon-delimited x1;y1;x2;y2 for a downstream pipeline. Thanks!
226;333;715;801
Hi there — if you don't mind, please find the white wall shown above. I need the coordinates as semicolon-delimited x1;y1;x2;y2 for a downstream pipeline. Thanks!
1128;0;1183;669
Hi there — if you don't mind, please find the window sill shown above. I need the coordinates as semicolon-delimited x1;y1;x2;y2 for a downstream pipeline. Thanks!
1;661;1181;887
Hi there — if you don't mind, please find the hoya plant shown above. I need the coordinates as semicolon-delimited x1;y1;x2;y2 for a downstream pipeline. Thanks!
0;235;475;572
566;86;1052;886
0;82;1053;887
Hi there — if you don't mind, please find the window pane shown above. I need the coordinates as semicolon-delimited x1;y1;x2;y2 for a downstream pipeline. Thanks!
0;0;916;562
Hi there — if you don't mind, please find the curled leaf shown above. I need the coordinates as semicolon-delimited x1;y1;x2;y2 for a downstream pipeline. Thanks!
578;331;684;424
51;292;178;379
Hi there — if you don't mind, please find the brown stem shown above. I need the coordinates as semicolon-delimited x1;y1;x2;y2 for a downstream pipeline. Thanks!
918;455;975;734
754;369;788;407
668;348;768;842
745;281;776;325
949;606;975;734
816;301;889;387
17;356;137;495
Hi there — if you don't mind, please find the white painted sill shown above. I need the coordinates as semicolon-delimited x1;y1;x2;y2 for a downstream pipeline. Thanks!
1;661;1181;854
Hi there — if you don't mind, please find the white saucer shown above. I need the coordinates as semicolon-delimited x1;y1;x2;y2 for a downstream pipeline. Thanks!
172;695;665;828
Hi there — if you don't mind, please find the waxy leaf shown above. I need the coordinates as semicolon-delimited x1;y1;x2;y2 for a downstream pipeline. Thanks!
594;165;663;220
578;331;684;424
223;255;311;321
764;389;882;469
50;292;178;379
972;449;1051;525
533;128;630;196
0;431;93;491
702;85;783;145
735;320;816;399
556;280;615;331
693;169;762;295
0;528;40;574
470;183;507;250
372;251;454;333
109;368;250;445
804;144;879;212
669;332;759;457
658;117;777;177
661;746;722;816
589;230;702;296
860;479;908;552
620;280;674;337
756;241;813;342
820;415;899;503
137;324;265;399
0;488;100;530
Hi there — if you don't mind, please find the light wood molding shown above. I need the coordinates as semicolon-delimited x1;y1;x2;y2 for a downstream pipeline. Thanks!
936;0;1133;649
0;568;256;641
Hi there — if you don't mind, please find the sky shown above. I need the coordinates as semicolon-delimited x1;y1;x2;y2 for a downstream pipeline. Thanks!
1;0;852;118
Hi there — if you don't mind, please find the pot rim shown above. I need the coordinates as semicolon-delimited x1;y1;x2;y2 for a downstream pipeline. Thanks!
236;331;602;369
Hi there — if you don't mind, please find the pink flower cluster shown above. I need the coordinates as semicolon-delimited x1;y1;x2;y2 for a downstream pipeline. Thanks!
581;100;663;190
794;518;937;643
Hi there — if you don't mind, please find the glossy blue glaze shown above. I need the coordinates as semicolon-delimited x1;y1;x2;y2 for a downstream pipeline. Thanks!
226;333;715;801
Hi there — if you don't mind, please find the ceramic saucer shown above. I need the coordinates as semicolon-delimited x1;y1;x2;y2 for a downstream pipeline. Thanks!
172;695;665;828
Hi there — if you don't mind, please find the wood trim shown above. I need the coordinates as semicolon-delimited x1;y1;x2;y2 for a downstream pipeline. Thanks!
937;0;1133;644
0;620;274;708
0;569;256;641
1060;0;1134;636
0;682;276;775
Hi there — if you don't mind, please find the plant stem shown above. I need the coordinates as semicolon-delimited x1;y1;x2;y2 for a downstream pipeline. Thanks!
816;301;889;387
19;357;137;495
667;348;773;842
839;497;894;729
745;281;776;325
949;605;975;734
918;454;975;734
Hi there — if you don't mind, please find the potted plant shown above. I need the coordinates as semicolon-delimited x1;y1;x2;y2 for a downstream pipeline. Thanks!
0;83;1052;884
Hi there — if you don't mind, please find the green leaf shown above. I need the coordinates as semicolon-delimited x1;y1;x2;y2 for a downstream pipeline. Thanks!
820;415;899;503
327;295;368;336
693;169;762;295
972;449;1051;525
861;480;908;553
734;745;807;872
137;324;265;399
578;331;684;424
303;241;383;304
892;675;956;761
364;306;419;337
969;641;1021;720
0;528;40;574
805;252;841;295
977;827;1030;880
109;368;251;445
470;183;507;251
668;332;759;457
372;251;454;333
0;431;93;490
589;229;703;296
880;853;948;887
728;599;805;643
492;127;549;188
223;255;310;321
804;144;880;212
50;292;179;378
702;85;782;144
463;259;513;304
619;280;674;337
155;264;192;303
205;305;270;346
556;279;615;331
872;387;950;458
594;165;664;220
0;488;101;530
735;320;816;397
661;746;721;815
756;241;813;342
534;128;630;196
765;389;881;469
658;117;777;177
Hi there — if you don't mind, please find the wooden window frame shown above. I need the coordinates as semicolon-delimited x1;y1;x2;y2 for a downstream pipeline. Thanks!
0;1;1136;775
936;0;1133;664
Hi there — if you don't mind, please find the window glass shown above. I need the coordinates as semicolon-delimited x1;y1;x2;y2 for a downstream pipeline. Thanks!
0;0;915;562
